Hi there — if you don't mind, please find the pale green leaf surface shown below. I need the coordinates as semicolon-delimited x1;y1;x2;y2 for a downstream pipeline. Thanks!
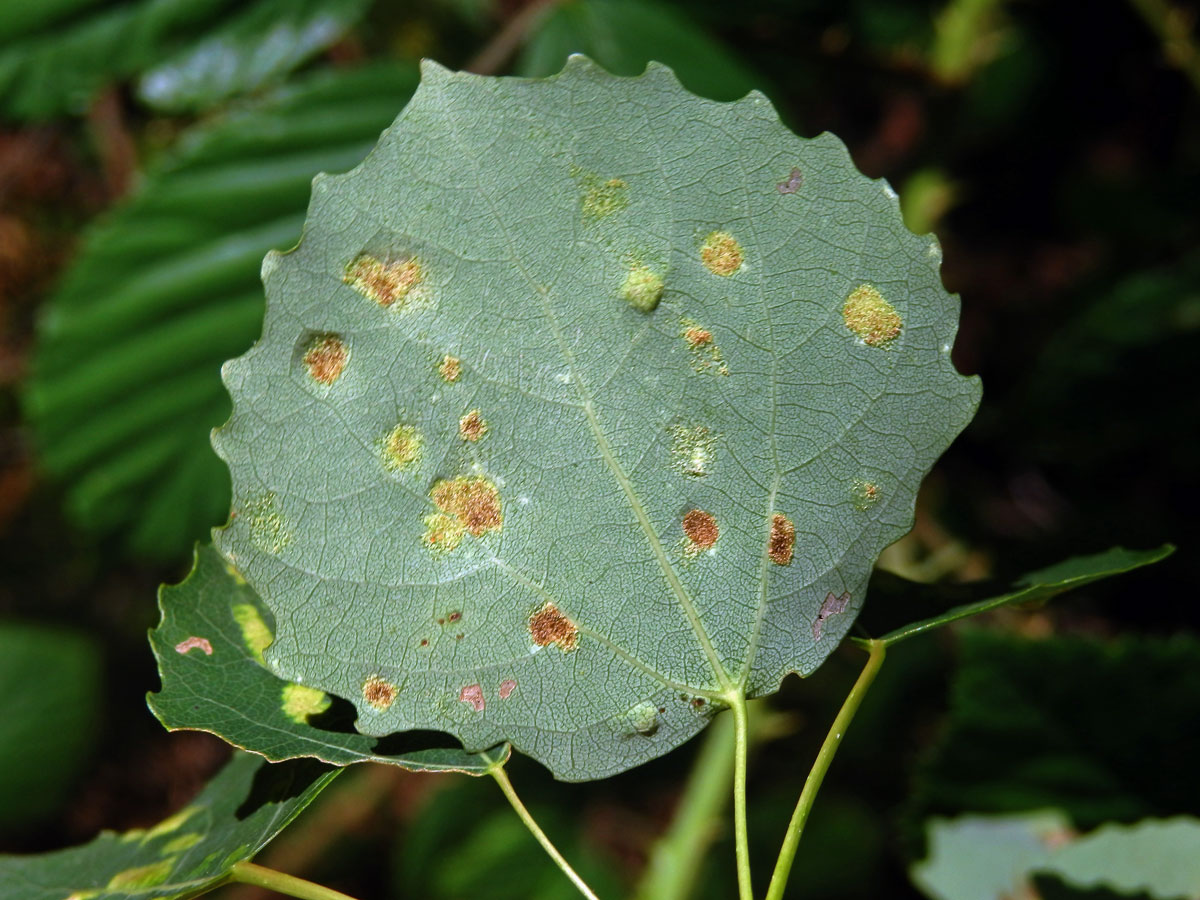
0;751;336;900
0;624;102;826
149;544;507;773
215;57;980;780
913;812;1200;900
873;544;1174;645
25;64;419;559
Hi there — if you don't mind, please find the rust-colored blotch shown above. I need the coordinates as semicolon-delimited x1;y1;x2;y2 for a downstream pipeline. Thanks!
529;602;579;651
344;253;423;307
684;326;712;347
682;509;719;550
700;231;743;276
431;476;502;537
499;679;517;699
362;675;397;710
843;284;902;348
303;335;348;385
459;410;488;442
769;514;795;565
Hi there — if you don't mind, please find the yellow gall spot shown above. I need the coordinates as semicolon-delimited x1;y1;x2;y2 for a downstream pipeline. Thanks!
241;492;291;554
344;254;423;308
303;334;348;385
422;511;465;552
843;284;903;347
621;264;664;312
459;410;488;442
142;805;200;842
162;833;203;855
362;675;397;710
852;479;881;509
576;170;629;222
529;602;579;651
700;231;743;276
281;683;331;724
682;509;719;557
669;424;717;477
439;354;462;382
231;603;272;665
107;860;173;890
769;514;795;565
382;423;422;472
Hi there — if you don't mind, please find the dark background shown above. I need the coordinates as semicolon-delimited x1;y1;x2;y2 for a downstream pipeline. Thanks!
0;0;1196;897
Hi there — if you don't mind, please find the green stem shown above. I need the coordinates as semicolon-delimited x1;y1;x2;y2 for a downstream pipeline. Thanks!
227;862;360;900
489;764;601;900
764;640;887;900
729;691;754;900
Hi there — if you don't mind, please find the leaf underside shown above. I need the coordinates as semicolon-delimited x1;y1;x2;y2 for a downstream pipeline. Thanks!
215;56;980;780
0;751;335;900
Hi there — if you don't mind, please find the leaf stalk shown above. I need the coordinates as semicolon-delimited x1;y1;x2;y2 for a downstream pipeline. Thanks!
489;762;601;900
764;640;887;900
227;861;361;900
728;690;754;900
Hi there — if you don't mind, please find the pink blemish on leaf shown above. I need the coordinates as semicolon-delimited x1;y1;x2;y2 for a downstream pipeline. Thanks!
812;591;851;641
174;636;213;656
499;679;517;700
776;167;803;194
459;683;485;711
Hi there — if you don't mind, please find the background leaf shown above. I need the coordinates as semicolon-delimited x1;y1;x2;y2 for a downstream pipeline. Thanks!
0;751;336;900
150;544;507;773
214;57;979;781
0;0;370;121
517;0;763;102
0;623;102;827
866;544;1174;645
909;631;1200;829
24;63;419;560
913;812;1200;900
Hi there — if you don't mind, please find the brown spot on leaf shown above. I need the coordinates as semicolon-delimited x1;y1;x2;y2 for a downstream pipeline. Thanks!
776;167;803;194
700;231;743;276
680;319;729;375
459;410;488;442
447;611;462;622
459;683;485;711
769;514;795;565
174;636;213;656
499;679;517;699
419;638;429;647
427;476;502;545
303;334;348;385
529;602;579;651
682;509;719;551
812;591;851;641
439;354;461;382
843;284;902;348
344;253;423;307
362;675;397;710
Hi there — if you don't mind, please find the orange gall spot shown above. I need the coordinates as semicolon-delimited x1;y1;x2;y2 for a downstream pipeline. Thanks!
529;602;579;651
303;335;348;385
700;231;743;276
684;326;712;347
682;509;719;550
769;514;795;565
459;410;488;442
344;254;423;308
424;477;502;550
362;676;397;710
